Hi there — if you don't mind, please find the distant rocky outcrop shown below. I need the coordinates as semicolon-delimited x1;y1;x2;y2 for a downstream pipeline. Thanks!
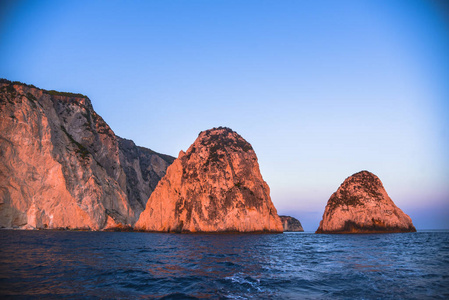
316;171;416;233
135;127;283;233
0;79;174;230
279;215;304;232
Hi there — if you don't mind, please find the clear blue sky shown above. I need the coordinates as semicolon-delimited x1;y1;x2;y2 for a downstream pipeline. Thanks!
1;0;448;230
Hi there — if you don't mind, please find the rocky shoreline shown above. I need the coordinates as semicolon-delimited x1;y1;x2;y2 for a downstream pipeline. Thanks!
1;79;416;234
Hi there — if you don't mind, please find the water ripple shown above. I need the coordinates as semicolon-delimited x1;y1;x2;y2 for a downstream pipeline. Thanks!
0;230;448;299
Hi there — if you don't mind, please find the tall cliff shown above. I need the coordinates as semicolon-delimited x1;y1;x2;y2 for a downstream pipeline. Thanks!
135;127;283;233
0;79;174;230
316;171;416;233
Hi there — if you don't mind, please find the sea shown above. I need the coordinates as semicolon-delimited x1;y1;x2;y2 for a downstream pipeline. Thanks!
0;230;448;299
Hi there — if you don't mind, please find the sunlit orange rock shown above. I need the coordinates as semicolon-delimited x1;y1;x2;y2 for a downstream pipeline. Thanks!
0;79;173;230
316;171;416;233
135;127;283;233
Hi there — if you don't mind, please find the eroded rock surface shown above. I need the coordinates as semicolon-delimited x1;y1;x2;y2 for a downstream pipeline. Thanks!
135;127;283;233
117;137;175;212
316;171;416;233
279;215;304;232
0;79;174;230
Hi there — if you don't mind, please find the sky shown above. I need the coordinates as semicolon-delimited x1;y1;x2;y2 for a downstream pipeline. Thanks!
1;0;448;230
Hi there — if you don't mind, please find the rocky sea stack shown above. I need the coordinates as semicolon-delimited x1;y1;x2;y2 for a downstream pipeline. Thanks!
0;80;174;230
279;215;304;232
135;127;283;233
316;171;416;233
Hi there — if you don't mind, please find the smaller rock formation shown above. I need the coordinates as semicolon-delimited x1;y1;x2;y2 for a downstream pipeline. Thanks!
279;215;304;232
316;171;416;234
135;127;283;233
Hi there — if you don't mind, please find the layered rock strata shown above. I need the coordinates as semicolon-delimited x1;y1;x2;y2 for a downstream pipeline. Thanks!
316;171;416;233
135;127;283;233
0;79;174;230
279;215;304;232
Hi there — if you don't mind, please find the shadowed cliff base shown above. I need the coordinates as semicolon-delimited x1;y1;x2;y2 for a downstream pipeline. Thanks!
133;228;283;234
316;220;417;234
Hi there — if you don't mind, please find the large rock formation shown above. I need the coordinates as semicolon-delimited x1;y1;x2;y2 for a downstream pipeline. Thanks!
279;215;304;232
0;79;174;230
316;171;416;233
135;127;283;233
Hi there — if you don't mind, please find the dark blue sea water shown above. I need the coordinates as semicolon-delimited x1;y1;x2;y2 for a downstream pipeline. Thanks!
1;230;448;299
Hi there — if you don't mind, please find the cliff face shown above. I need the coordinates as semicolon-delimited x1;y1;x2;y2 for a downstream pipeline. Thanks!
0;80;173;230
316;171;416;233
135;127;283;233
117;137;175;213
279;215;304;232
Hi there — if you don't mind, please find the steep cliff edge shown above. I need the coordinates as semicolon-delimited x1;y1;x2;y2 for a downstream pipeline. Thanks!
135;127;283;233
279;215;304;232
0;79;174;230
316;171;416;233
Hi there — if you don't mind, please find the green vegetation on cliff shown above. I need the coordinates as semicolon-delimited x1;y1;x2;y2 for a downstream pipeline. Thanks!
0;78;88;99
